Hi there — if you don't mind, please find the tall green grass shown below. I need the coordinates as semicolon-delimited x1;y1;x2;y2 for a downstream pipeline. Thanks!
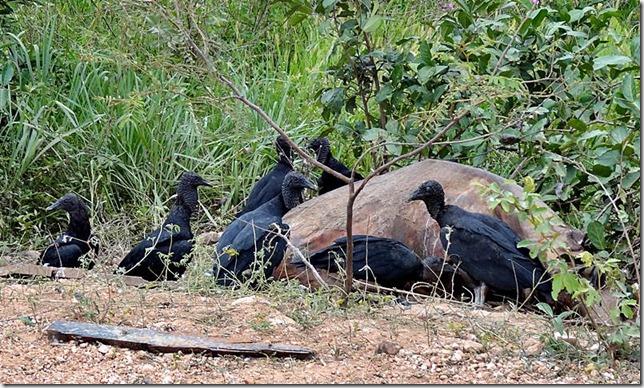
0;0;448;247
0;0;335;247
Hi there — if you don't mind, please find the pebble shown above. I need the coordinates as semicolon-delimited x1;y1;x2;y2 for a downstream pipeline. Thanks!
231;296;270;306
399;349;413;357
142;364;155;373
451;350;463;362
375;341;402;355
97;344;111;354
462;339;484;353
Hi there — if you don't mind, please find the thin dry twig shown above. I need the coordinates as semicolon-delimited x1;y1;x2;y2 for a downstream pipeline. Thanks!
269;223;330;291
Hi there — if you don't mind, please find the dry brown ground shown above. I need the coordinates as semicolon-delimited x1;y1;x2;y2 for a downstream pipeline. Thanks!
0;267;639;385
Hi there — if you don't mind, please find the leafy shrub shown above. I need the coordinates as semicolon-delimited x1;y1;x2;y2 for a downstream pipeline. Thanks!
276;0;640;359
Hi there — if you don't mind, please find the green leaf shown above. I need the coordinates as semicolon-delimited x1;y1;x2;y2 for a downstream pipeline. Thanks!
375;84;393;103
567;118;587;132
535;302;554;317
320;87;345;114
287;12;310;26
631;35;640;65
390;64;403;85
595;149;620;167
619;74;634;102
530;8;550;29
568;6;595;23
2;63;14;85
578;251;594;267
362;15;383;33
385;119;399;134
19;315;36;327
362;127;382;141
551;274;564;299
419;41;432;66
385;142;402;155
322;0;337;9
586;221;606;250
610;126;628;144
418;65;448;84
593;55;632;71
563;273;580;293
622;170;640;189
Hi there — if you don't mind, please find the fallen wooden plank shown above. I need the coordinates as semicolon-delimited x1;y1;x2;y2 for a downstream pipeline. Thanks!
0;264;89;280
0;264;182;289
52;267;87;279
0;264;55;278
46;320;315;359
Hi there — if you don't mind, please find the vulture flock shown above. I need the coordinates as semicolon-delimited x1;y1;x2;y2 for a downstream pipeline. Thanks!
35;135;591;310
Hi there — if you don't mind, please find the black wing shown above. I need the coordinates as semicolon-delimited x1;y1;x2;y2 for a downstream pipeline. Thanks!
118;239;194;281
444;207;537;267
303;235;423;287
39;233;94;268
214;219;288;286
237;164;291;216
216;215;282;268
440;222;551;298
39;243;84;267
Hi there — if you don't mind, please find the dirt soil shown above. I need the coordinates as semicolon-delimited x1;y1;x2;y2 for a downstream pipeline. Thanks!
0;270;640;384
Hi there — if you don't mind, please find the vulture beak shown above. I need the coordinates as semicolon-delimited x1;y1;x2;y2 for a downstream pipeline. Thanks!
46;198;63;211
405;188;423;203
303;178;318;192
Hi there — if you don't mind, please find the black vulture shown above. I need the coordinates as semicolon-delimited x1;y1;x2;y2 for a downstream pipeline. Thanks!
406;179;554;305
236;136;294;217
308;137;364;194
213;171;316;287
39;193;99;269
296;235;427;288
294;234;474;293
116;171;212;281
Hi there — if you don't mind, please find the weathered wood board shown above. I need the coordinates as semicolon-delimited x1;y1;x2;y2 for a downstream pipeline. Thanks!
0;264;179;288
46;320;315;359
0;264;56;278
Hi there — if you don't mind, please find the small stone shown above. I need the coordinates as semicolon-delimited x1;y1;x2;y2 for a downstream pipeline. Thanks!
553;331;578;346
196;231;222;246
399;349;413;357
142;364;155;373
24;250;41;261
231;296;270;306
375;341;402;355
524;338;543;355
462;339;484;353
451;350;463;362
79;342;88;348
97;344;111;354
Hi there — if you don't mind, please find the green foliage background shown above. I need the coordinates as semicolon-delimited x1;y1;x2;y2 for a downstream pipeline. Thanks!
0;0;639;278
0;0;639;358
